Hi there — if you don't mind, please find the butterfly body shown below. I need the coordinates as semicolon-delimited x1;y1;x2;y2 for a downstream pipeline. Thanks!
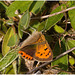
19;31;53;62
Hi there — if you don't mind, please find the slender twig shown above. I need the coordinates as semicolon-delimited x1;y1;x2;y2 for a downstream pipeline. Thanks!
0;19;5;21
31;6;75;19
69;52;75;58
27;47;75;74
64;12;68;32
0;19;9;22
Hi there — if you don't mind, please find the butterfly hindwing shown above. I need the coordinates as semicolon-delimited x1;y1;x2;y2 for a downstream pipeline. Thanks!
19;45;37;60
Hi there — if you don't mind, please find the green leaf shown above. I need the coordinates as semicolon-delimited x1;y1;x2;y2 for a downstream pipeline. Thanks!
54;25;65;33
7;34;18;47
29;1;45;14
0;31;5;36
28;20;40;32
2;28;15;55
18;10;30;38
37;21;45;31
0;53;3;60
67;40;75;53
52;39;68;70
69;56;75;65
6;1;32;17
0;48;19;72
45;4;65;31
2;22;7;33
67;1;75;7
5;64;15;74
68;6;75;30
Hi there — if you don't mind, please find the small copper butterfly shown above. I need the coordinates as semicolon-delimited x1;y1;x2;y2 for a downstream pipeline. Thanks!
18;31;53;62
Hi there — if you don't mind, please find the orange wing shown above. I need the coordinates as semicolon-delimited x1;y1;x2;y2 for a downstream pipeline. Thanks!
19;31;53;62
34;41;53;62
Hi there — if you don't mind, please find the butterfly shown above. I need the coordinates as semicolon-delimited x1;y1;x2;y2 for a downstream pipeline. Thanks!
18;31;53;62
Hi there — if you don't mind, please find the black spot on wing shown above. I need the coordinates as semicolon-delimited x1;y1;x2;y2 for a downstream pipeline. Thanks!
23;55;25;57
46;55;48;56
40;54;43;56
44;48;48;51
29;58;30;60
37;52;40;54
26;57;28;59
46;51;51;56
47;52;50;55
21;53;23;55
49;51;51;53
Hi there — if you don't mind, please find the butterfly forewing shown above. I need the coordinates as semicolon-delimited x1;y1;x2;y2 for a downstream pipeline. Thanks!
34;41;53;62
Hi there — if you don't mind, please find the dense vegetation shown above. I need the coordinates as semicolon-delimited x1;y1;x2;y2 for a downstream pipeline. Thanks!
0;1;75;74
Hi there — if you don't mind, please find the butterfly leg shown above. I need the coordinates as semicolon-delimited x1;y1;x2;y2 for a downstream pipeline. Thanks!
36;61;40;67
29;26;36;32
21;30;31;36
25;59;34;71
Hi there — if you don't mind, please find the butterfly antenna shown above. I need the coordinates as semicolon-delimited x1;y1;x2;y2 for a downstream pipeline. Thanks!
40;24;46;33
29;26;36;32
40;29;44;33
21;29;31;36
36;61;40;67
